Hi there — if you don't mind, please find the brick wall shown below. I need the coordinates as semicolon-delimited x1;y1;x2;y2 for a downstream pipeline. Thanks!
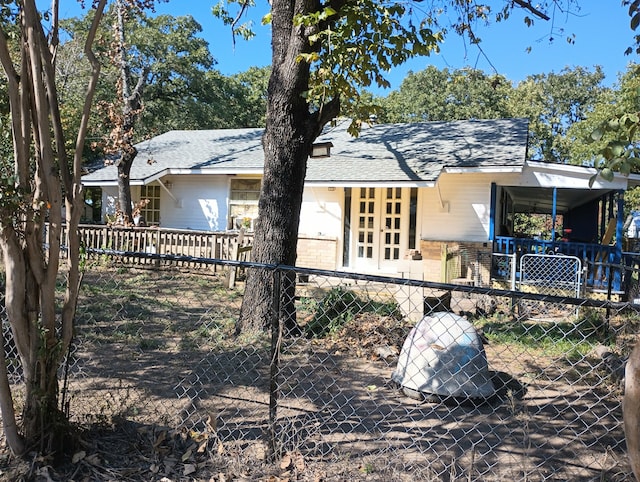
297;236;338;270
419;239;493;286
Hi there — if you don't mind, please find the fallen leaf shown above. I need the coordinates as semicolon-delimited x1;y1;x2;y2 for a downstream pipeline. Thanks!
181;448;193;462
154;430;167;449
206;414;217;431
280;453;291;470
36;467;54;482
183;463;197;476
150;464;160;474
197;439;208;453
72;451;86;464
85;454;100;465
293;452;305;472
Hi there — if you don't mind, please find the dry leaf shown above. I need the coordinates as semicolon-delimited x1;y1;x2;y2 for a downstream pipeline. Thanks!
217;441;225;454
153;430;167;449
150;464;160;474
181;448;193;462
72;451;86;464
163;458;177;472
183;463;197;476
280;454;291;470
205;414;217;431
293;452;305;472
85;454;100;465
197;439;207;453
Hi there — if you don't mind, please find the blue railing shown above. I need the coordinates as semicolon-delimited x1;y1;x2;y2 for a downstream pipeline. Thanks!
493;236;622;292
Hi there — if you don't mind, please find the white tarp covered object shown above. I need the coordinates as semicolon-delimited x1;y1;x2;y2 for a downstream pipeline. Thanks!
392;311;495;400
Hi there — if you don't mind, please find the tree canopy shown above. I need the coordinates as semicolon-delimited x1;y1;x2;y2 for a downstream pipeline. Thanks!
376;64;610;164
380;66;514;124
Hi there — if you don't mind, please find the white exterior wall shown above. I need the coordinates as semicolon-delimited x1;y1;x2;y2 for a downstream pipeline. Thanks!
420;172;520;242
100;178;346;234
99;176;230;231
159;175;229;231
299;187;343;238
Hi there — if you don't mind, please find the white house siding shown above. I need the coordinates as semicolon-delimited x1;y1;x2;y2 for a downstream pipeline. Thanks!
158;175;229;231
299;187;344;238
99;177;229;230
420;172;492;243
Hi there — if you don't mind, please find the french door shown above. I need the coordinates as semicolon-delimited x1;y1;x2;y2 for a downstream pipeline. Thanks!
351;187;409;272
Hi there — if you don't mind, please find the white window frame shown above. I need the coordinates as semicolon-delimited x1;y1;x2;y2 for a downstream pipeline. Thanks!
229;178;261;230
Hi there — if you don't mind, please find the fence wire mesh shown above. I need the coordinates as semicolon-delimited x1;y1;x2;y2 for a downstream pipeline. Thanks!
1;252;639;481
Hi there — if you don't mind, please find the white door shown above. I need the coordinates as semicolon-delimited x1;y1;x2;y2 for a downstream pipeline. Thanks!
351;187;409;273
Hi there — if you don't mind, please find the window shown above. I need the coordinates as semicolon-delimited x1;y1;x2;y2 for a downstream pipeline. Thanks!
229;178;261;230
140;185;160;225
82;187;102;223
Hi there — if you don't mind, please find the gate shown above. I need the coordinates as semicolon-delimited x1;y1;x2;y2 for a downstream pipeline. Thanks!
519;253;583;297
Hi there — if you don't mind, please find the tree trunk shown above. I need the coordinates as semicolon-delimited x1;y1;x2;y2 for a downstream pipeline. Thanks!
0;0;106;457
117;153;135;224
236;0;339;335
113;0;145;226
625;342;640;480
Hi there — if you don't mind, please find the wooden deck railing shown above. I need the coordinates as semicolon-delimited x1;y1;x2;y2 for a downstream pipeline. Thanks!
56;224;253;269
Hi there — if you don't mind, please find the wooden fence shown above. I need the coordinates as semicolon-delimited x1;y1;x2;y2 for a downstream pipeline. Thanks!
50;224;339;272
56;224;254;270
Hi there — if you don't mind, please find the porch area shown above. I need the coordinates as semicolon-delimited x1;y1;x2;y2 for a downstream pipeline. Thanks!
491;236;624;297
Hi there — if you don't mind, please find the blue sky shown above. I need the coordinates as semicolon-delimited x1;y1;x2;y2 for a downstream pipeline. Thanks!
57;1;636;94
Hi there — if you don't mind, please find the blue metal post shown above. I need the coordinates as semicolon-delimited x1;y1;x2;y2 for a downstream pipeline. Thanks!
551;187;557;242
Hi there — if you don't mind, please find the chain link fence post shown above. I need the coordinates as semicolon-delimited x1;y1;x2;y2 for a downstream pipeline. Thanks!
268;267;282;460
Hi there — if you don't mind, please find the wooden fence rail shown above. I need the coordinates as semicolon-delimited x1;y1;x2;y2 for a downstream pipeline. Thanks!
53;224;254;270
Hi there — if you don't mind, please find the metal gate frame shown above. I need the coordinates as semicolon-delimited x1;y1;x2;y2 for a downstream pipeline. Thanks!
519;253;583;297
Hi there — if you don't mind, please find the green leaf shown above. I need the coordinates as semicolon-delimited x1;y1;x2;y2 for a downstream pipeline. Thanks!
601;167;615;182
590;127;604;142
633;12;640;31
261;12;272;25
607;118;620;130
609;141;627;158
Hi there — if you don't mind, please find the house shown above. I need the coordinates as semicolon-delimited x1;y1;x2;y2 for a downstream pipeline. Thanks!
81;118;640;298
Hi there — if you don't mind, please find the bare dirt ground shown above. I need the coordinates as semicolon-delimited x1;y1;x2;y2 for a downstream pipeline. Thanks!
0;267;634;481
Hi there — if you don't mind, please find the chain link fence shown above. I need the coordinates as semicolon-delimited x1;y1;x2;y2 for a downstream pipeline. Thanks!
2;251;639;480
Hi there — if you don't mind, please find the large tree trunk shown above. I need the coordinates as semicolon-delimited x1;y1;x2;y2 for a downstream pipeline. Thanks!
236;0;339;334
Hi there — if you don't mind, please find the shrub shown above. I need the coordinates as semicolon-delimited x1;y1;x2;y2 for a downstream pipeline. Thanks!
304;286;401;338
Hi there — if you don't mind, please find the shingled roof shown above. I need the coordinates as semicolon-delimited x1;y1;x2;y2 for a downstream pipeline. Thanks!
82;118;529;186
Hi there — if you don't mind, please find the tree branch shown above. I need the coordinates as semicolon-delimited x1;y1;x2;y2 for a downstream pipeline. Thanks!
311;95;341;140
512;0;550;21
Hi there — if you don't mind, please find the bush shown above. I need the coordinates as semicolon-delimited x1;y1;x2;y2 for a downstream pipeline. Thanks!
304;286;401;338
